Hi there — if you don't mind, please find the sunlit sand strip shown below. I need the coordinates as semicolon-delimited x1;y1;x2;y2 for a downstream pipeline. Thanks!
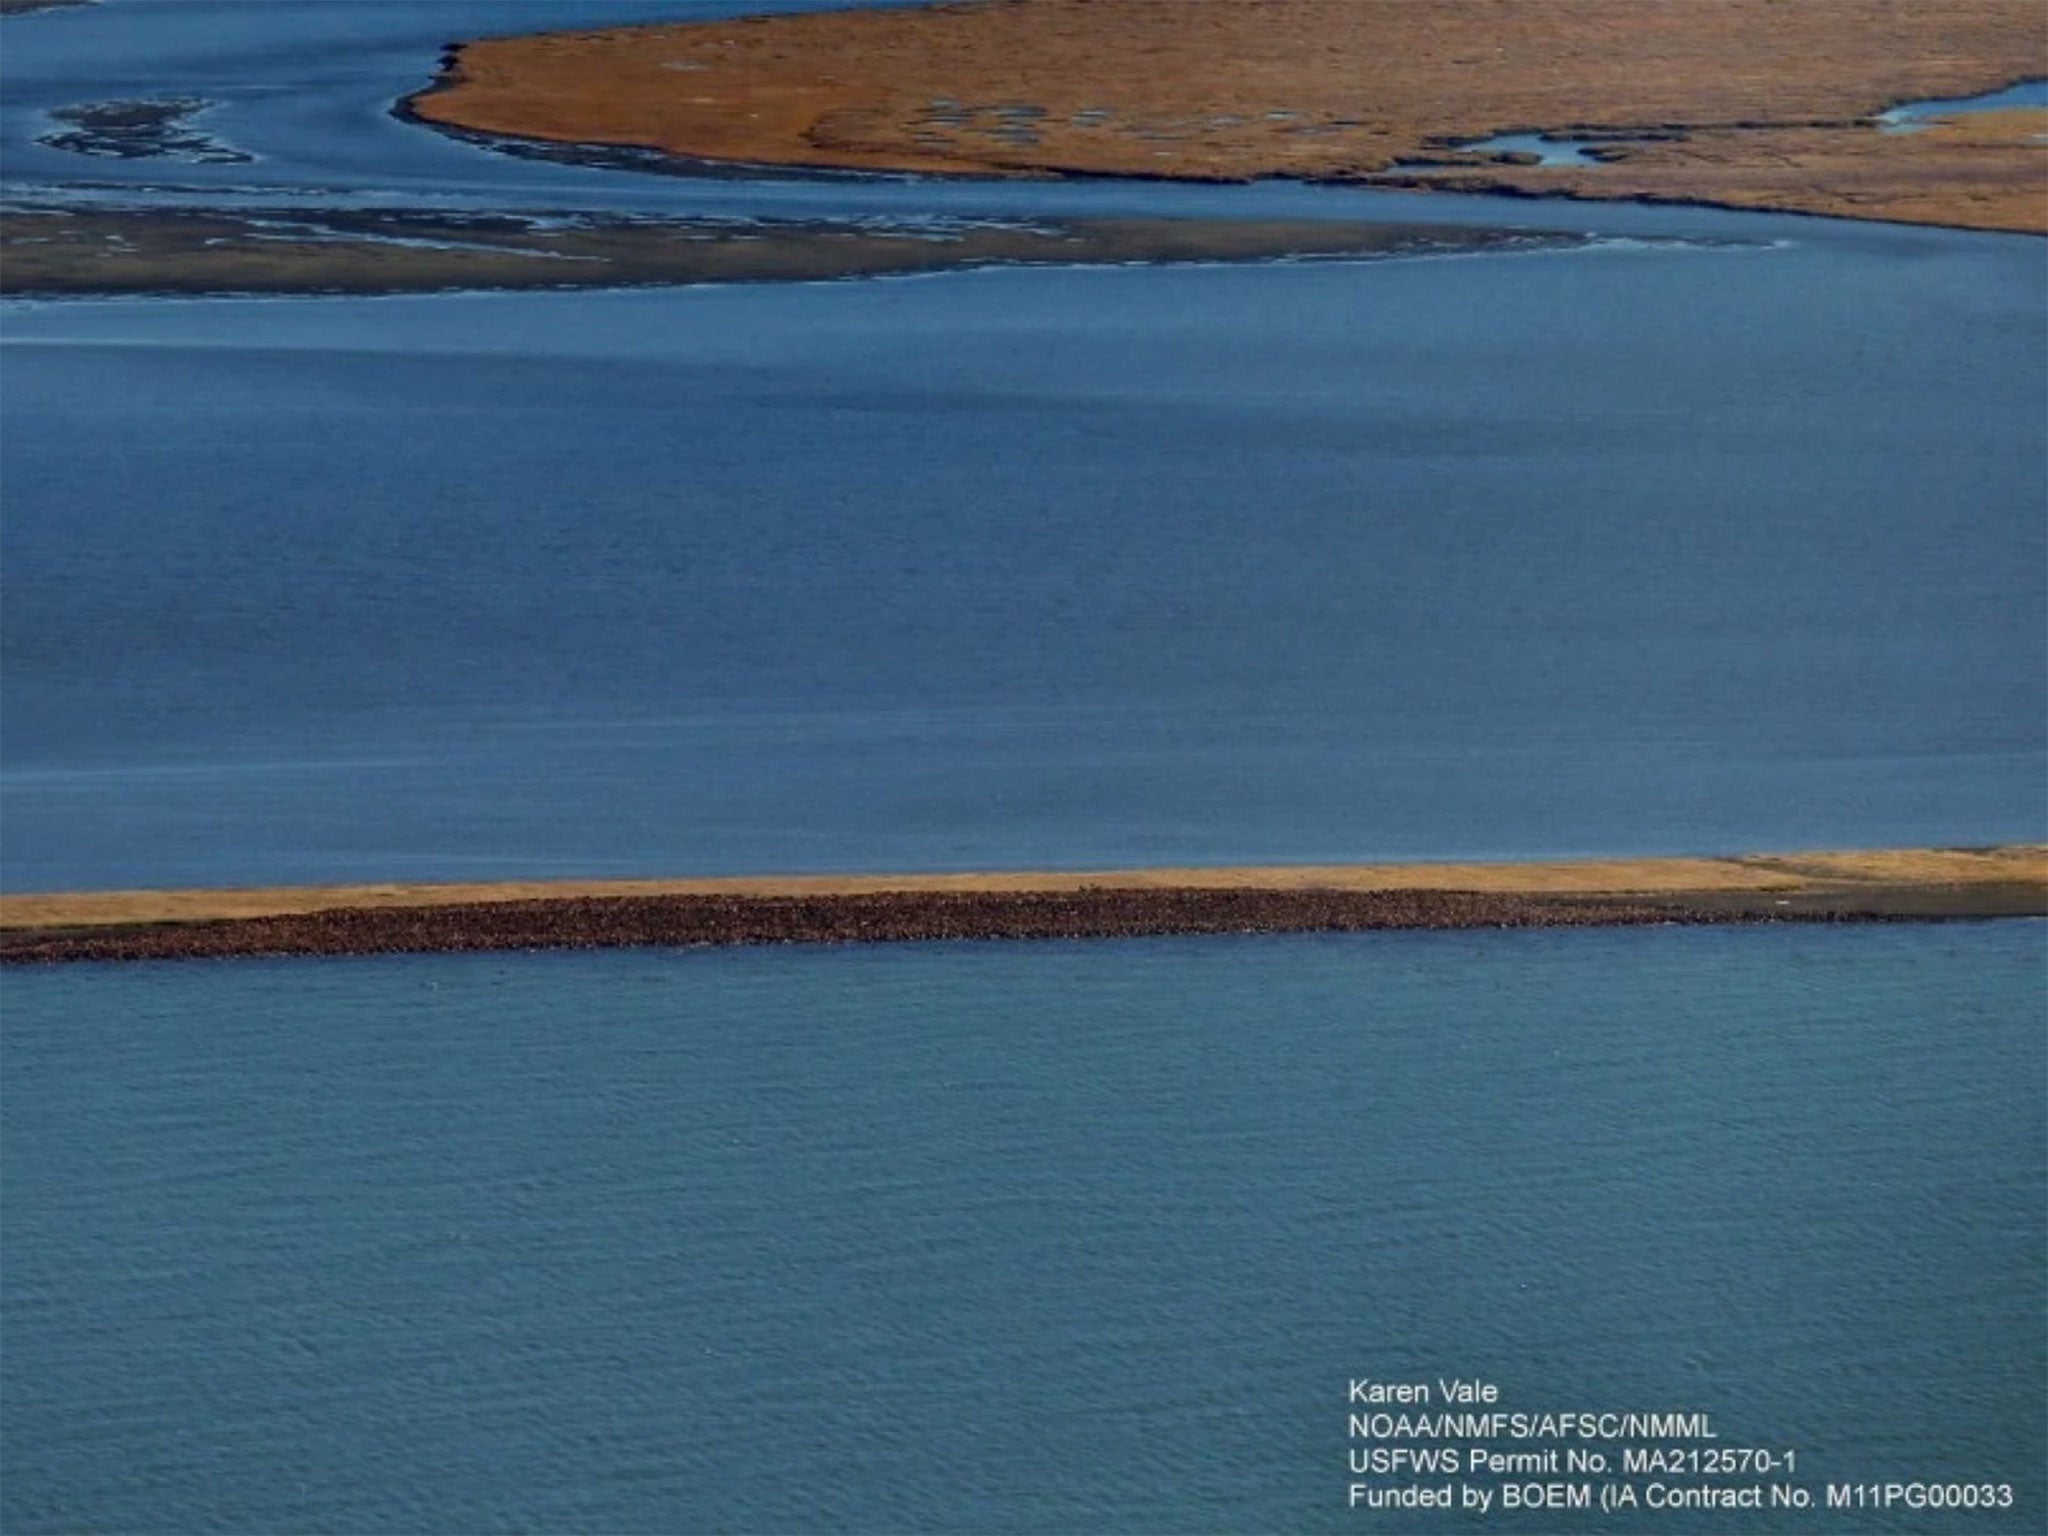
5;846;2041;932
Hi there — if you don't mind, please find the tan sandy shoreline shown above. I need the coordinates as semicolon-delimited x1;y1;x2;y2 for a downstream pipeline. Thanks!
4;847;2041;963
404;0;2048;234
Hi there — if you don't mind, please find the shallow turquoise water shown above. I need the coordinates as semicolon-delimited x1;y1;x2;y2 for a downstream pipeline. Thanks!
4;923;2042;1532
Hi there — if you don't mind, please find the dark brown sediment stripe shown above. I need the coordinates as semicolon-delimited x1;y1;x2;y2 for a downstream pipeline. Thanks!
3;883;2042;965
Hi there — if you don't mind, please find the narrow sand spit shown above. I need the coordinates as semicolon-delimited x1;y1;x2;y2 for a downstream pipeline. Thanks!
4;847;2041;963
404;0;2048;233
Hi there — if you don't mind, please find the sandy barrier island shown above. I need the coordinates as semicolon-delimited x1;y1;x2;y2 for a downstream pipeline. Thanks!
3;847;2042;964
404;0;2048;234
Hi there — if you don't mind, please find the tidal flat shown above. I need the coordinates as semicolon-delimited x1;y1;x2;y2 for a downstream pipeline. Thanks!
0;204;1585;298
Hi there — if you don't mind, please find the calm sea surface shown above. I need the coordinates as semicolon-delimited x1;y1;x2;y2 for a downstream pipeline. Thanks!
5;924;2043;1533
4;231;2043;887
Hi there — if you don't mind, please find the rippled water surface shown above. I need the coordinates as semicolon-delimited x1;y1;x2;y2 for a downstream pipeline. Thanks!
5;924;2043;1533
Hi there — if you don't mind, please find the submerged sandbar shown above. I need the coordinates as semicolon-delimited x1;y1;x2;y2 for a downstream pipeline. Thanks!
3;846;2041;963
0;206;1579;298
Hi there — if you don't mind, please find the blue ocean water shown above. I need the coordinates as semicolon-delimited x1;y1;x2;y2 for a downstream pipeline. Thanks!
5;225;2043;888
3;923;2042;1533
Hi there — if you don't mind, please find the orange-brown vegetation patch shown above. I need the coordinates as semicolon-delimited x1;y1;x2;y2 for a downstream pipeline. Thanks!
406;0;2048;232
1393;107;2048;231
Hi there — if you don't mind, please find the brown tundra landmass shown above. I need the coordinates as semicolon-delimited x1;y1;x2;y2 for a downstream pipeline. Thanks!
406;0;2048;232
